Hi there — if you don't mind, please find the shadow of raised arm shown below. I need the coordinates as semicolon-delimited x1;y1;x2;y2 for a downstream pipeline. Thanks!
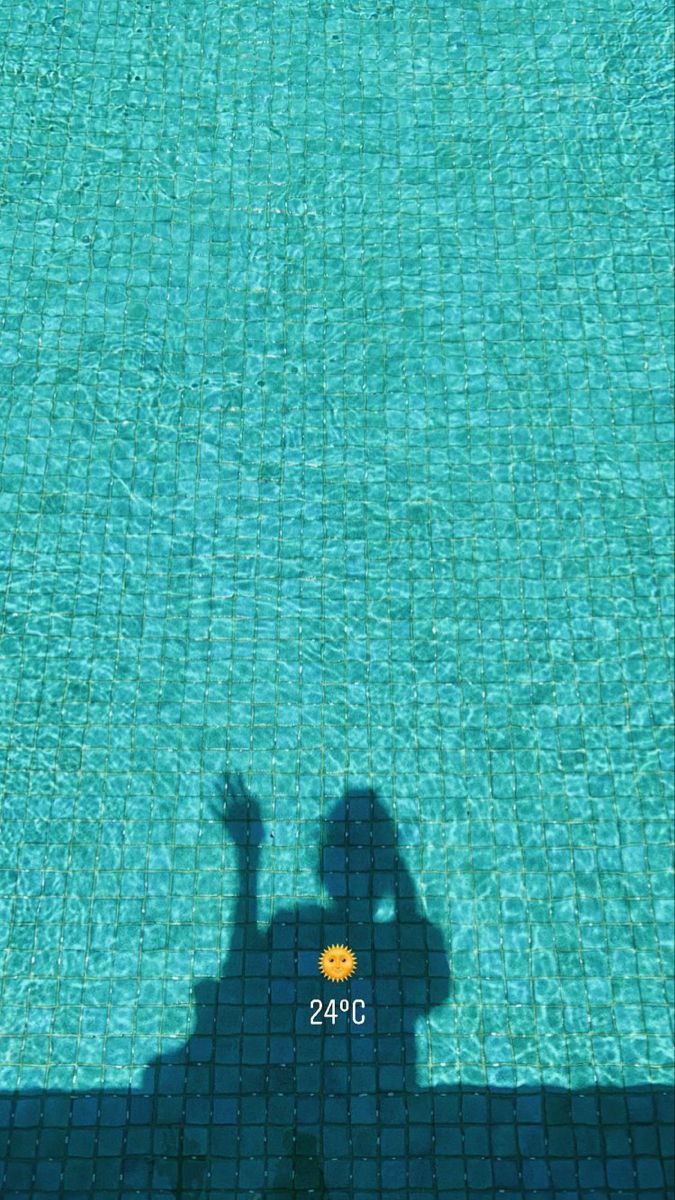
221;771;264;847
211;772;265;940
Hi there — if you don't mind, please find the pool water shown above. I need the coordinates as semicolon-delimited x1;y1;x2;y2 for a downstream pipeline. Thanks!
0;0;673;1196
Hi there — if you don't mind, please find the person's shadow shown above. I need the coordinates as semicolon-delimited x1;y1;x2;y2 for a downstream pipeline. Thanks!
1;774;673;1197
142;775;450;1197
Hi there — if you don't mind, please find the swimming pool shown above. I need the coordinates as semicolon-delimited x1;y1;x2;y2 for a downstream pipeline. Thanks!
0;0;673;1196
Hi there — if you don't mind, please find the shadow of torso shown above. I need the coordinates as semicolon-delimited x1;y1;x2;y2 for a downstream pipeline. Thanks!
138;894;450;1196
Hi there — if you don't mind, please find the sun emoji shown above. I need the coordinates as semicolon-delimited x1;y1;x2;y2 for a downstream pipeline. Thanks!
319;944;357;982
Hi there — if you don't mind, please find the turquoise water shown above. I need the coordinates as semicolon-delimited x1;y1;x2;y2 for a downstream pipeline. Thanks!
0;0;673;1195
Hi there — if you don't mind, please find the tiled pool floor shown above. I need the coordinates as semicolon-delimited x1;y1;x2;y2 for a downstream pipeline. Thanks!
0;0;673;1195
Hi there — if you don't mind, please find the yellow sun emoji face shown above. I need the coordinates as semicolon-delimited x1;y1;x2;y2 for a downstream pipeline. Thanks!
319;944;357;982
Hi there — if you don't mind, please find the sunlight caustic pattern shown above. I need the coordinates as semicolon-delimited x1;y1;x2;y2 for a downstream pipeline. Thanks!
0;0;672;1134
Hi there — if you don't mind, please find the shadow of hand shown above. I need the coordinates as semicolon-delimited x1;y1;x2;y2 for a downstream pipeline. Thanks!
215;771;264;847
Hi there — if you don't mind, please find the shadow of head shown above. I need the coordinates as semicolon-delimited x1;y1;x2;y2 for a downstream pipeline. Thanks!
320;786;414;907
